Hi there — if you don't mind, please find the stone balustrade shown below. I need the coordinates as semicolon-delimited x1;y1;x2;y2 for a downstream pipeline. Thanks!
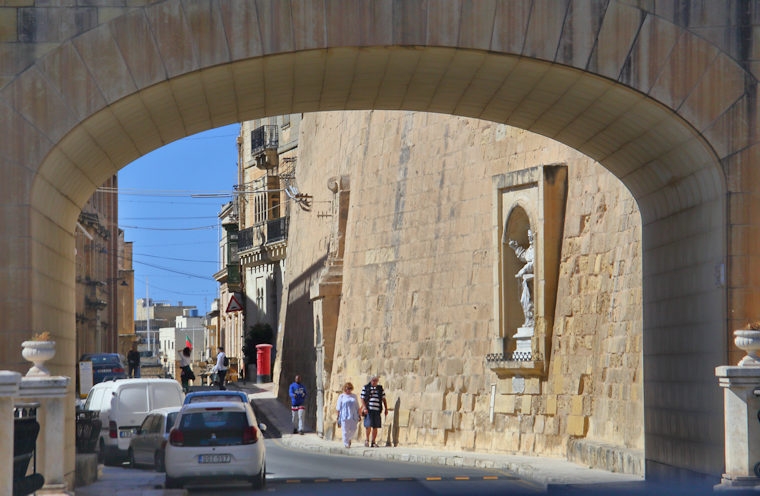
716;330;760;490
1;342;71;494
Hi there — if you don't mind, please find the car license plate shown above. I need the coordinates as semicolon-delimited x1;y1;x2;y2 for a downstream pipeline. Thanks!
119;428;137;438
198;454;230;464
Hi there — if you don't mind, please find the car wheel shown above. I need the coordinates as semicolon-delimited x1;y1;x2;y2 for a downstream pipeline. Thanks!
165;476;182;489
128;448;136;469
251;463;266;490
154;451;165;473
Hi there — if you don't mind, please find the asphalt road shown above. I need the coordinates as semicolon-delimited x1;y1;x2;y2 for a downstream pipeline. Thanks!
180;438;542;495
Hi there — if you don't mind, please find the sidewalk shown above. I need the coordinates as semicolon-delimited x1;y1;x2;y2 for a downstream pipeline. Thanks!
75;380;714;495
237;381;651;492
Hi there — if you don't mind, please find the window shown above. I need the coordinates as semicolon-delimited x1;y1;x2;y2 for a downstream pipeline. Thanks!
119;388;148;412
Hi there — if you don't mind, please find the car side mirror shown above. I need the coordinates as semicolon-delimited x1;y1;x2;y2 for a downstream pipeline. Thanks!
259;423;267;432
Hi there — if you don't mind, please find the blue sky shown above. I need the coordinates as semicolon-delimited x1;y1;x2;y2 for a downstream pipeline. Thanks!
118;124;241;316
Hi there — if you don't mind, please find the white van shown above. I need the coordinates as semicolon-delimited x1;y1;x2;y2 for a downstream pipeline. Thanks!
83;378;184;465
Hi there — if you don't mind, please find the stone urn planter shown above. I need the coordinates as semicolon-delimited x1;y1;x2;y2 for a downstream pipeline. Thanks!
21;334;56;376
734;329;760;367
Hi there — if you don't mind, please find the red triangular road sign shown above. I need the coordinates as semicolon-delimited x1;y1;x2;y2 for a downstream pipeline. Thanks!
226;294;243;313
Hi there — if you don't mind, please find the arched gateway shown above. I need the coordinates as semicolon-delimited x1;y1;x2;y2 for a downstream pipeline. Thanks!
0;0;756;486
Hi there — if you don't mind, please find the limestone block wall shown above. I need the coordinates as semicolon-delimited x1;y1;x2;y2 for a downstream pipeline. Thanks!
279;110;643;473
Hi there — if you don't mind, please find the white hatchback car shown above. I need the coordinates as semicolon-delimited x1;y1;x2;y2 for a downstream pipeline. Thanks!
164;401;267;490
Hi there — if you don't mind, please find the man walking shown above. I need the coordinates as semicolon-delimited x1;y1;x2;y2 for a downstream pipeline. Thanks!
360;375;388;447
215;346;228;390
288;375;307;434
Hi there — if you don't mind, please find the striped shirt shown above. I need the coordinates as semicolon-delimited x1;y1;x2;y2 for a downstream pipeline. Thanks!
361;383;385;411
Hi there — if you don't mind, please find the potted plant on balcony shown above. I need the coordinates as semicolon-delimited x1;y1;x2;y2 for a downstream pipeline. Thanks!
21;331;56;376
734;321;760;367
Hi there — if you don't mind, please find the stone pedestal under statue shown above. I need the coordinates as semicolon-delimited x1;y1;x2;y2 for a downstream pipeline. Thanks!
511;326;533;360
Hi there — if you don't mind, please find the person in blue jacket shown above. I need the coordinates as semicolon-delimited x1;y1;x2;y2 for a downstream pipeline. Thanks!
288;375;307;434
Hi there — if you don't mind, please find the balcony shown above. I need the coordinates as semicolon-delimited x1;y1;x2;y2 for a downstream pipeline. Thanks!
251;125;279;170
238;217;288;265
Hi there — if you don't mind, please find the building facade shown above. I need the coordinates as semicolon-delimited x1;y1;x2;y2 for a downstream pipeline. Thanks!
75;175;123;357
216;116;301;380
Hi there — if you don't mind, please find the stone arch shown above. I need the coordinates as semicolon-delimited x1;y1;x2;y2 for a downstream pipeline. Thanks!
1;0;753;482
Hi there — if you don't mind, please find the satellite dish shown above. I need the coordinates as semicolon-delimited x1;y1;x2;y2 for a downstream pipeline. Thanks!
285;185;300;199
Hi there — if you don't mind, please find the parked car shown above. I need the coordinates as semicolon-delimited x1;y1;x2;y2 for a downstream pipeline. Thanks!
79;353;128;385
128;406;181;472
165;401;267;490
183;390;249;405
83;378;185;465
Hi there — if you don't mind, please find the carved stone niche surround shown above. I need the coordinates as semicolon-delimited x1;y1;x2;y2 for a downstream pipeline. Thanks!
489;165;567;378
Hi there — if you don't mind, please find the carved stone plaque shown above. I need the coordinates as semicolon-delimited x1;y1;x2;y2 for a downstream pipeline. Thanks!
512;376;525;394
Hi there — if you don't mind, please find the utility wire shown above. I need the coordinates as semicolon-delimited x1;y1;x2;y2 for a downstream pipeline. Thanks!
133;253;218;264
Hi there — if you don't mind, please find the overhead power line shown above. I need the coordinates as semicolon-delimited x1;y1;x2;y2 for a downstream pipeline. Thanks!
120;224;217;231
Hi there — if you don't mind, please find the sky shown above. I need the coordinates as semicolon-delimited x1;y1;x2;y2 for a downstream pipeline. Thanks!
118;123;241;316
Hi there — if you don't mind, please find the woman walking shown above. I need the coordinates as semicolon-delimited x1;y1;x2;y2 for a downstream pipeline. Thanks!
336;382;361;448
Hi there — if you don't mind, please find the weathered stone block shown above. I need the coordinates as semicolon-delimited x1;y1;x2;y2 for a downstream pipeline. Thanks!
525;377;541;395
567;415;588;436
546;395;557;415
444;392;460;411
461;393;475;412
534;414;546;434
459;429;476;451
571;395;584;415
493;394;515;414
521;395;532;414
397;409;411;427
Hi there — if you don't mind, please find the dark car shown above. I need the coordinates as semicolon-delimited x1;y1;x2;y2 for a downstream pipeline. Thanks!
80;353;128;385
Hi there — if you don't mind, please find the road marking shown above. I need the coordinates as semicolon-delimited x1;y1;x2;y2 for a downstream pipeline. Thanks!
483;475;499;480
455;476;470;480
426;476;442;481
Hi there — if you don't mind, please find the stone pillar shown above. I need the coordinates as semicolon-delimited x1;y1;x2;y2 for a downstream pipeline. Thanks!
18;376;71;494
0;371;22;496
716;330;760;489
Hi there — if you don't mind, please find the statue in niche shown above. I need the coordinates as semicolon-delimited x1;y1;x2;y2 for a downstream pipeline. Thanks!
508;229;535;328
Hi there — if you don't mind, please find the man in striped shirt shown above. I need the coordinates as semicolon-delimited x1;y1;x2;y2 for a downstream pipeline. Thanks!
360;375;388;447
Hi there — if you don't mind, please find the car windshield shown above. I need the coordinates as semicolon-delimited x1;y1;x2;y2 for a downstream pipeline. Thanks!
187;394;245;403
178;410;249;446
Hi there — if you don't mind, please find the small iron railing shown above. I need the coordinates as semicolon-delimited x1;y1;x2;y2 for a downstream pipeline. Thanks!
238;217;288;252
485;352;542;362
251;125;279;156
75;409;102;453
14;402;44;496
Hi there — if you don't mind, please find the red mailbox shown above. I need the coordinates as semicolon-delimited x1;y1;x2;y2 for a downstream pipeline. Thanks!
255;344;273;383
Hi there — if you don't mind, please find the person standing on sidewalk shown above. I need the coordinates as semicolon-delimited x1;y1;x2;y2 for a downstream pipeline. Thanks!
360;375;388;447
215;346;228;390
127;343;141;378
336;382;360;448
289;375;307;434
